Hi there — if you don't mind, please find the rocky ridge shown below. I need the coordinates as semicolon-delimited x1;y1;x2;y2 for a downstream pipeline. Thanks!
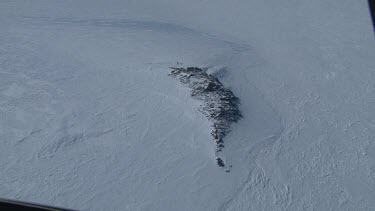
169;67;242;171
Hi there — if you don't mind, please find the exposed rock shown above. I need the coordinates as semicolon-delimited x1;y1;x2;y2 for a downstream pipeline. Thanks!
169;67;242;170
216;157;225;167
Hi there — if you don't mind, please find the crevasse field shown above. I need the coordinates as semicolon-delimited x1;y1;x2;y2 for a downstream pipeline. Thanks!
1;0;375;210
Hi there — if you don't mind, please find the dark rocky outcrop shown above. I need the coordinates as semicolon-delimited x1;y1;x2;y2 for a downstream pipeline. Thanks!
169;67;242;171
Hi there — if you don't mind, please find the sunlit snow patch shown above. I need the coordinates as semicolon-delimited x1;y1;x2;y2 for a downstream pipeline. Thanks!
169;67;242;171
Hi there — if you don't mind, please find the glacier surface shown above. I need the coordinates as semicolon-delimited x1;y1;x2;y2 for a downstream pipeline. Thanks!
1;0;375;210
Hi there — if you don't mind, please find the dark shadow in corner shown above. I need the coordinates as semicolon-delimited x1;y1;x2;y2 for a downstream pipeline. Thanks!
369;0;375;33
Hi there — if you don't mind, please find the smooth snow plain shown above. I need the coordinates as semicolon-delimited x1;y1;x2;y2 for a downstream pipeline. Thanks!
1;0;375;210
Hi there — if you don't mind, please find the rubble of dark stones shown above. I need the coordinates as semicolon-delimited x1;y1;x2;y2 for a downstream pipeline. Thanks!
169;67;243;171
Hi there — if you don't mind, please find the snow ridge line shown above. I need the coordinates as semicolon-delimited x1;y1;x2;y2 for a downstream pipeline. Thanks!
169;67;243;171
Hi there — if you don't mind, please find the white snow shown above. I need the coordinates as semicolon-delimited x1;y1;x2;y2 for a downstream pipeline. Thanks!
1;0;375;210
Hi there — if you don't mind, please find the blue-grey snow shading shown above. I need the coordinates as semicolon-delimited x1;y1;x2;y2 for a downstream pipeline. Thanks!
169;67;242;170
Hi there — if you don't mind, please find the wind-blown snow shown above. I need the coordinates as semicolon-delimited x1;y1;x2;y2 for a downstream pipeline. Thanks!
1;0;375;210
